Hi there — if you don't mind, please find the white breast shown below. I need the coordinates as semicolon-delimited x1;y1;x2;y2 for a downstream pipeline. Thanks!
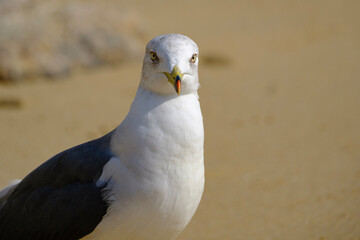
84;88;204;240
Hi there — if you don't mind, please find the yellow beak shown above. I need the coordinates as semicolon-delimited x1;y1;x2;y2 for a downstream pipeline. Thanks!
163;65;183;95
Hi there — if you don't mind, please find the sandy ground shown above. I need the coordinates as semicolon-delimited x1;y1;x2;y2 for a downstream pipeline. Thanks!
1;0;360;239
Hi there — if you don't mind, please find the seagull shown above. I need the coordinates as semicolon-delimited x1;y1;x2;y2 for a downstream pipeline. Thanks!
0;33;204;240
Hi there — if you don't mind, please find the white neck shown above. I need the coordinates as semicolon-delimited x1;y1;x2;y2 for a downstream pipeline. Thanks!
111;86;204;168
91;86;205;240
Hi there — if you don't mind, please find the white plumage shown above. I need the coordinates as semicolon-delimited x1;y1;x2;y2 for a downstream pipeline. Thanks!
85;34;204;240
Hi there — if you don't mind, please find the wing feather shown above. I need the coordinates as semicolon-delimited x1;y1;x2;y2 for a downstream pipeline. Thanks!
0;133;114;240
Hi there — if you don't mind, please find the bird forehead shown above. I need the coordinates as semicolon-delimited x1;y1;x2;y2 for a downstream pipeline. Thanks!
147;34;198;56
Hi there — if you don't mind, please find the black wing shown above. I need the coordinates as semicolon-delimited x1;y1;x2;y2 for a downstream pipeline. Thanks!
0;133;114;240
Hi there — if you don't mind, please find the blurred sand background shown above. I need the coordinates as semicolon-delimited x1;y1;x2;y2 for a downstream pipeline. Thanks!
1;0;360;239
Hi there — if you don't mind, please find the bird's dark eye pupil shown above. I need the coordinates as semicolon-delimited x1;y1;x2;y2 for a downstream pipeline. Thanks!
150;51;158;61
190;54;197;63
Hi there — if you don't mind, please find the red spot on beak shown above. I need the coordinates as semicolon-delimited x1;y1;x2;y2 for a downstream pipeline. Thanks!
176;79;181;95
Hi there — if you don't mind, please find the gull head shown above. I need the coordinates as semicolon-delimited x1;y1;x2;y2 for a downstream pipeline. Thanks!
140;34;199;96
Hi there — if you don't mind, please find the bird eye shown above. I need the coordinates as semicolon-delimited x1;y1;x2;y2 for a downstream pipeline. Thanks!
150;50;158;62
190;53;197;63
